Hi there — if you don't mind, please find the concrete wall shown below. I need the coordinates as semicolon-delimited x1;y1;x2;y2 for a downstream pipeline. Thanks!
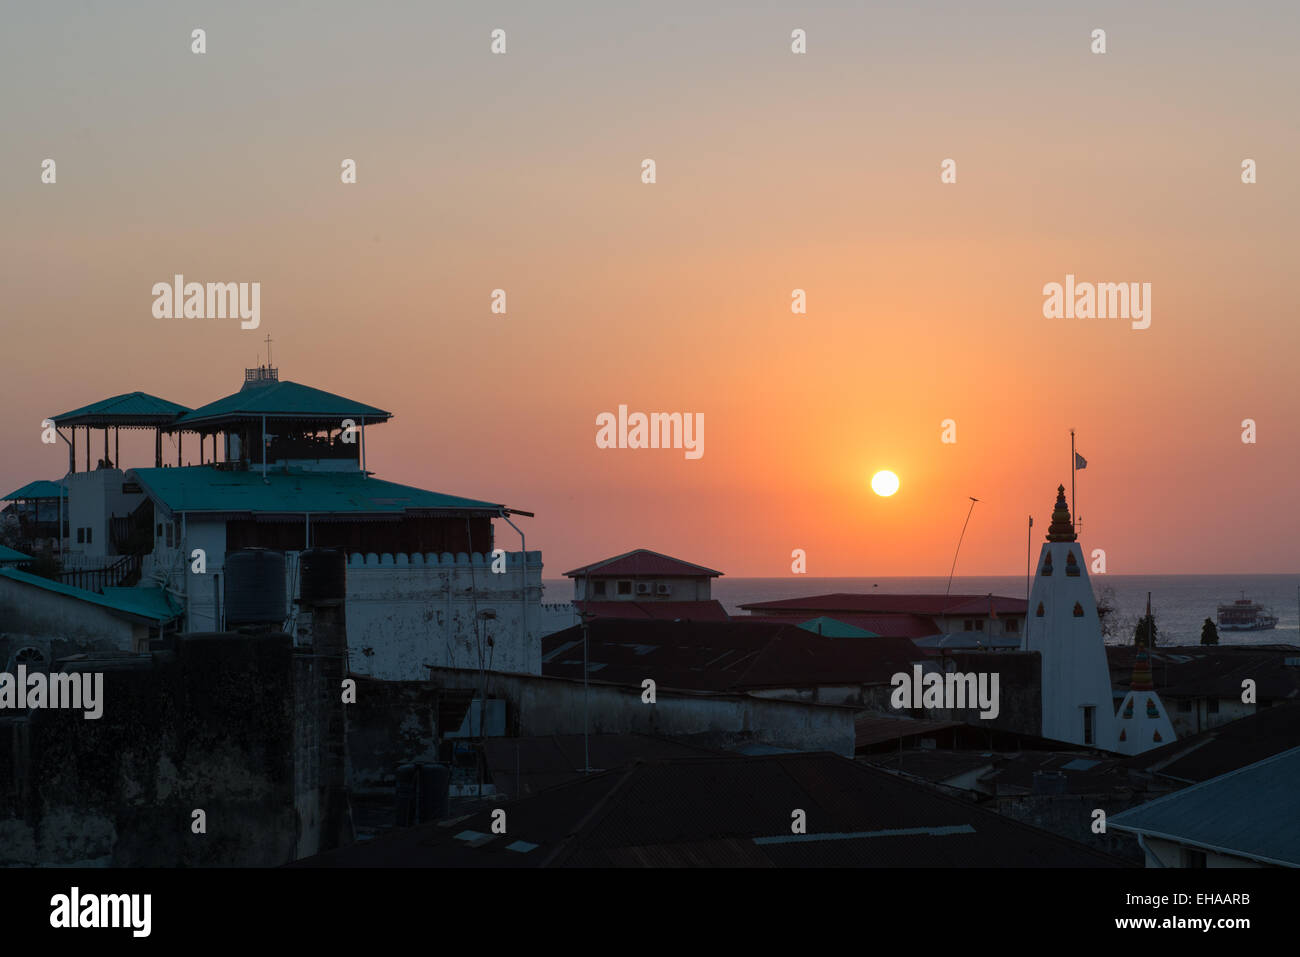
147;544;546;679
65;469;145;561
429;667;855;756
1140;836;1264;868
573;575;712;601
1167;695;1256;738
0;633;301;866
344;550;544;679
0;577;143;650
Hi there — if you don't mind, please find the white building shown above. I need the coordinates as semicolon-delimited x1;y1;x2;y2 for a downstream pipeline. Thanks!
36;368;546;678
1023;485;1119;749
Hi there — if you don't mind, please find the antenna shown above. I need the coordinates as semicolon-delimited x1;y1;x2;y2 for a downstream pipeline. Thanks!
945;497;980;601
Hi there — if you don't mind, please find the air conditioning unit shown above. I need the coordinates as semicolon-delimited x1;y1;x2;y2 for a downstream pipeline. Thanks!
635;582;653;595
655;583;671;595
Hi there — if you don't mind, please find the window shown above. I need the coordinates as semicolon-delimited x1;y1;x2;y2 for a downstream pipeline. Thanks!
1005;619;1019;634
617;580;632;595
1065;552;1080;577
593;580;607;596
963;619;973;631
1072;602;1084;617
974;619;984;631
76;528;85;544
1082;706;1095;745
1042;553;1053;576
1036;602;1045;617
157;523;164;538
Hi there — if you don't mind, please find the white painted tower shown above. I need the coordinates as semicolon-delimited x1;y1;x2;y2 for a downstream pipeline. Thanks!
1113;596;1176;754
1023;485;1118;748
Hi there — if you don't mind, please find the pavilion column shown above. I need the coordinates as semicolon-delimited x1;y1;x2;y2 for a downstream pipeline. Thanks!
178;431;183;467
84;427;89;471
115;428;119;468
103;428;109;467
155;428;162;468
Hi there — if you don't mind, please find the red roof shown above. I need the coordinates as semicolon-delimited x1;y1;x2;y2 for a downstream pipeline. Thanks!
573;600;730;622
564;549;723;579
739;593;1026;617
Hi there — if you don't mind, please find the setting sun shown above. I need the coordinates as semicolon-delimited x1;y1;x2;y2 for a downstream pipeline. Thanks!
871;470;900;497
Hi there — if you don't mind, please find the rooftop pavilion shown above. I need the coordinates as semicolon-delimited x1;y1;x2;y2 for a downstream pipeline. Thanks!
49;365;393;476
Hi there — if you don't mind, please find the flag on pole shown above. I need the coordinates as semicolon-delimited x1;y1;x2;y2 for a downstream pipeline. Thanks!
1074;451;1087;470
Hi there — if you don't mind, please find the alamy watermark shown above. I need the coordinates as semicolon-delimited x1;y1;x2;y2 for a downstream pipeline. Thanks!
152;275;260;329
0;666;103;719
890;665;999;719
1042;274;1150;330
595;405;703;459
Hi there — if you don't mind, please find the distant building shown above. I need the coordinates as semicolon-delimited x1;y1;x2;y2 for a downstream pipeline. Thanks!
740;593;1026;641
18;367;545;678
566;548;722;602
564;548;728;622
1108;643;1300;737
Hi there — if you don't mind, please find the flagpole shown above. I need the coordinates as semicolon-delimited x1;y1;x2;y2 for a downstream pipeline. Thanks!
1071;429;1077;531
1024;514;1032;651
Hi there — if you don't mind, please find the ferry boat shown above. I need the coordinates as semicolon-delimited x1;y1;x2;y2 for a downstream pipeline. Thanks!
1217;593;1278;631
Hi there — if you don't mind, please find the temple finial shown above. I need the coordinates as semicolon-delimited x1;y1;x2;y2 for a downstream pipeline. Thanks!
1046;484;1077;542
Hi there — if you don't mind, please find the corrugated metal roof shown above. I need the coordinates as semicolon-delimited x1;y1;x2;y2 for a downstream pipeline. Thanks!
854;713;964;748
128;466;503;516
542;618;922;692
51;391;191;425
1110;746;1300;866
173;380;391;426
740;593;1027;616
2;480;67;500
564;549;723;578
291;752;1126;868
572;600;729;622
0;545;33;563
0;568;182;622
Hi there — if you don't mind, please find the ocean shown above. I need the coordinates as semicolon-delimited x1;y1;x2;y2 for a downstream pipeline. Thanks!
542;575;1300;647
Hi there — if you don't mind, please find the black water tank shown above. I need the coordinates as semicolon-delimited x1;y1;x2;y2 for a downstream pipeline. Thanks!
224;549;287;626
394;764;417;828
300;547;346;605
416;763;451;822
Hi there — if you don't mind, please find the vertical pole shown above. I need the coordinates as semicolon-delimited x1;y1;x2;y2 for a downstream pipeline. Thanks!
261;416;267;479
582;616;590;773
177;431;182;467
155;428;161;468
114;428;119;468
1070;429;1077;531
360;416;366;477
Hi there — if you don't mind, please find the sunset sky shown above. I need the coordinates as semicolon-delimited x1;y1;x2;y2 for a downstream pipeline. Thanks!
3;1;1298;576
